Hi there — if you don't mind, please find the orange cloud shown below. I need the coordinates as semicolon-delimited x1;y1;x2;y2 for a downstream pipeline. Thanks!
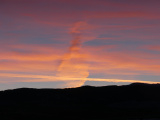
0;73;159;85
0;0;160;88
82;46;160;75
1;43;160;77
0;61;58;72
0;53;61;61
0;44;64;61
56;22;89;87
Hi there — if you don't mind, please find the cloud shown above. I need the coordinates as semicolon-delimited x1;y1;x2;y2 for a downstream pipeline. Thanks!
56;22;89;88
0;73;159;84
0;0;160;87
82;46;160;75
1;43;160;76
144;45;160;51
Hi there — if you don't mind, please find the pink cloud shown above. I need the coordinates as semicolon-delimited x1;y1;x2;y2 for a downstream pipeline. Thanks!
144;45;160;51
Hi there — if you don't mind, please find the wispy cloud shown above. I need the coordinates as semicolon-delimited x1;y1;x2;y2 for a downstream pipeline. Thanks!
0;0;160;88
0;73;159;85
56;22;89;87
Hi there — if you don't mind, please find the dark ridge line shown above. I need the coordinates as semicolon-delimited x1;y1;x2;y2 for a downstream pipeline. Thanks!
1;82;160;92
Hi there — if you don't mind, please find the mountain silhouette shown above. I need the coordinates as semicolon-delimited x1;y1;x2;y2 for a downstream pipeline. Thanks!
0;83;160;120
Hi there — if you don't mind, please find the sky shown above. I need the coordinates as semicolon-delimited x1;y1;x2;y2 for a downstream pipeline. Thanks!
0;0;160;90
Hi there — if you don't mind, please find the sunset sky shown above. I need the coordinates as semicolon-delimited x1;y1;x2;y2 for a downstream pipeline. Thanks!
0;0;160;90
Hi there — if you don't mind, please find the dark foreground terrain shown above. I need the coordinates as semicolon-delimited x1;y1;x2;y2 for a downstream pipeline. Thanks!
0;83;160;120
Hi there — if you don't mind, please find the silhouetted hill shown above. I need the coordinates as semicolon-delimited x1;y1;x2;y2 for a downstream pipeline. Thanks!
0;83;160;120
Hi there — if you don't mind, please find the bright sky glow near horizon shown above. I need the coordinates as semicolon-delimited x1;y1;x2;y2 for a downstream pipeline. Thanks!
0;0;160;90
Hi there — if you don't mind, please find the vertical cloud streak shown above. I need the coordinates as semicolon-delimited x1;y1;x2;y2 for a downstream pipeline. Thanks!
56;22;89;88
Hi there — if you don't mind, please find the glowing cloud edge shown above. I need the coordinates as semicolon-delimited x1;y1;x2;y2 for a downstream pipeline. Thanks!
0;73;159;84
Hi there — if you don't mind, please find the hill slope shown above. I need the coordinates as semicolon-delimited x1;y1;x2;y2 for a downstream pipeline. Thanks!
0;83;160;120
